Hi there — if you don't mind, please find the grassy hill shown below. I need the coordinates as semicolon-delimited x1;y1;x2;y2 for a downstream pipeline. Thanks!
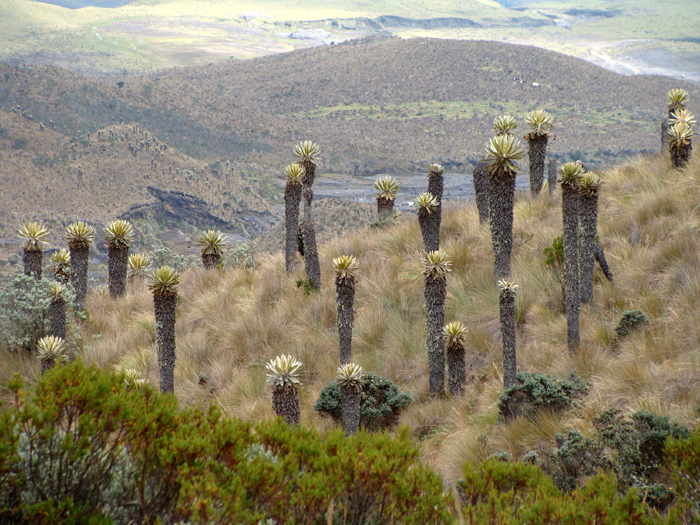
2;151;698;486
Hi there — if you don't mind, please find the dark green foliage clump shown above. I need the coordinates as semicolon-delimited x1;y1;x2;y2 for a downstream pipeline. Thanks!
615;310;650;339
498;371;589;418
314;372;412;431
0;361;447;525
540;408;689;509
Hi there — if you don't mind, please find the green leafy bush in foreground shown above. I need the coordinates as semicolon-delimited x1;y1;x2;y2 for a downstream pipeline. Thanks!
0;361;447;525
498;371;589;418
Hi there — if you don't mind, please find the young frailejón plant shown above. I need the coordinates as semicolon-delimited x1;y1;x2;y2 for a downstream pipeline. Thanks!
668;110;694;168
578;172;603;304
127;253;152;284
498;280;518;389
559;162;584;353
427;164;444;246
373;176;399;222
148;266;180;393
65;221;95;310
105;220;134;298
443;321;468;395
485;134;526;280
48;282;66;340
524;110;554;197
416;192;440;252
50;249;70;284
198;230;227;270
422;250;452;397
664;88;688;151
123;368;147;391
18;222;49;280
333;255;359;365
337;363;364;436
36;335;66;376
265;355;302;426
284;163;304;272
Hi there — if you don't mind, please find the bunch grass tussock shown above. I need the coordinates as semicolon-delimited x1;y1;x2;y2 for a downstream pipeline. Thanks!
7;153;698;481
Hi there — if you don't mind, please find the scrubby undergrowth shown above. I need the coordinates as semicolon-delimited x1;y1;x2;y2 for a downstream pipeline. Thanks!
1;153;699;487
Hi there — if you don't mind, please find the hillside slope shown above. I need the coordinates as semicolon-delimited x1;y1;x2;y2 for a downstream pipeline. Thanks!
2;152;698;484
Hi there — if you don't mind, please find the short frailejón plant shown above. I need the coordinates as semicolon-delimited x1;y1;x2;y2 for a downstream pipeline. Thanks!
50;248;70;284
498;280;518;389
524;110;554;197
284;163;304;272
416;192;440;252
668;121;693;168
265;355;302;426
18;222;49;280
485;134;526;280
148;266;180;393
333;255;359;365
337;363;364;436
373;176;399;222
443;321;468;395
578;172;603;304
48;282;66;340
36;335;66;375
664;88;689;151
65;221;95;310
422;250;452;397
123;368;147;391
127;253;152;283
105;220;134;298
198;230;227;270
559;162;584;353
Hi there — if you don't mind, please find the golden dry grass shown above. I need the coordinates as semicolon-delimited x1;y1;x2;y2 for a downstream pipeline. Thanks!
3;152;700;484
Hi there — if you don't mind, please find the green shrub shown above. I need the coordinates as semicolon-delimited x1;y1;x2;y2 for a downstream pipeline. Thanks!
667;424;700;523
12;137;28;149
458;459;658;525
314;372;412;431
498;371;589;418
0;361;447;525
615;310;649;339
224;242;256;270
149;245;198;272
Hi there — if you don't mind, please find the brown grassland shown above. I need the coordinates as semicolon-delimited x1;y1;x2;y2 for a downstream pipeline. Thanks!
2;150;698;484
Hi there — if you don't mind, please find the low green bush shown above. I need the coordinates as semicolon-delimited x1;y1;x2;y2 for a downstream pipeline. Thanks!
498;371;589;418
0;361;447;525
615;310;650;340
314;372;412;431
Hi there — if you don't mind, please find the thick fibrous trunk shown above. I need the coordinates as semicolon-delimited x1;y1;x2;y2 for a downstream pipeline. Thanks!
201;253;220;271
427;172;444;246
336;277;356;365
272;386;300;426
595;241;614;282
562;185;580;353
548;159;558;196
23;250;43;280
499;290;517;389
301;160;316;188
299;222;321;290
285;182;303;272
661;119;668;153
488;170;516;280
473;160;490;225
425;275;447;397
671;142;692;168
108;245;129;297
578;193;599;304
447;343;467;396
40;358;55;376
50;298;66;340
340;384;361;436
418;208;440;252
528;136;548;197
69;245;89;310
154;293;177;393
376;197;394;221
